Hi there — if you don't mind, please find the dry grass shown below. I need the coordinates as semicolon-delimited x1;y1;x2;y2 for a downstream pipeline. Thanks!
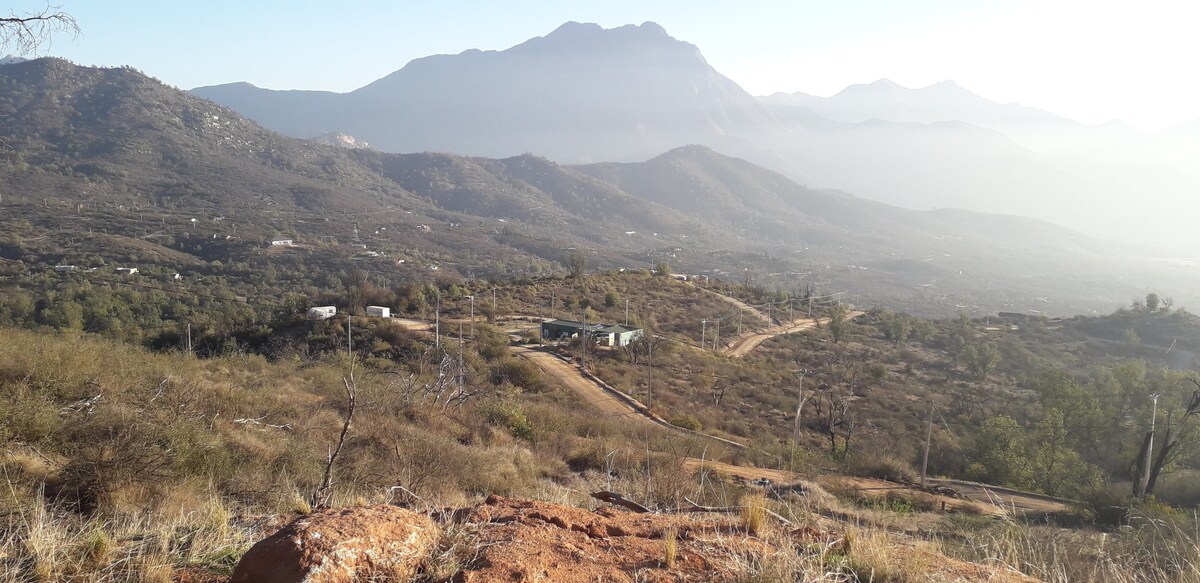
663;525;678;569
740;494;768;537
940;509;1200;583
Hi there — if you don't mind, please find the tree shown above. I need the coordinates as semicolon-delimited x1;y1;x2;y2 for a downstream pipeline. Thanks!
879;310;911;346
827;304;849;343
654;261;671;277
565;252;586;279
1;7;78;54
1145;293;1160;313
962;343;1001;379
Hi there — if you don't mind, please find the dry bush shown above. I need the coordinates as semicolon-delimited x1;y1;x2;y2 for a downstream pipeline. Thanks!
740;494;768;537
663;525;678;569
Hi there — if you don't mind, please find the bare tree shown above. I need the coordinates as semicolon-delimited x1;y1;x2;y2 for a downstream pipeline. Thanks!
1;6;79;54
1144;382;1200;497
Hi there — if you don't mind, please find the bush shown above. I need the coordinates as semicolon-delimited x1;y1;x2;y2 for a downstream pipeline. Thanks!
480;401;535;441
668;415;702;431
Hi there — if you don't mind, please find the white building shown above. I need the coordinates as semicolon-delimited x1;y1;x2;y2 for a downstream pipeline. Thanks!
308;306;337;320
366;306;391;318
54;265;77;273
115;267;138;275
270;239;294;247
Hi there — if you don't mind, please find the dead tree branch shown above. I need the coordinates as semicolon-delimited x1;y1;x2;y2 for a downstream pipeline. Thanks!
1;7;79;54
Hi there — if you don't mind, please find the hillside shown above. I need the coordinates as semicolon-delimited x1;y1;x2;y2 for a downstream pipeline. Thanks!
4;58;1200;317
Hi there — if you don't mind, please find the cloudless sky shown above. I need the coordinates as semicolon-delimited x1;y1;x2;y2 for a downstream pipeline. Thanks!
9;0;1200;129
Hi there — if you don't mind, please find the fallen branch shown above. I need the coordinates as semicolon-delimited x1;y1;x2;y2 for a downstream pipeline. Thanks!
590;491;651;513
233;416;292;431
681;497;794;527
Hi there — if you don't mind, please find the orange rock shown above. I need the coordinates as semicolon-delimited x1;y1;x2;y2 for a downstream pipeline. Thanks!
230;505;436;583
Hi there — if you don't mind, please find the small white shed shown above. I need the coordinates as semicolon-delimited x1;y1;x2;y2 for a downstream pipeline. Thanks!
366;306;391;318
308;306;337;320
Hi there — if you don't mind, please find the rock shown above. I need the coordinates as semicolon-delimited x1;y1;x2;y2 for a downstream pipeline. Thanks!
230;505;436;583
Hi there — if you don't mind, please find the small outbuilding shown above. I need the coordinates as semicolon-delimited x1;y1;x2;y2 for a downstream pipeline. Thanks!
366;306;391;318
541;319;644;347
308;306;337;320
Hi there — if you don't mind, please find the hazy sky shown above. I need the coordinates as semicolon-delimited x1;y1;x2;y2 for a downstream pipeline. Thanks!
11;0;1200;129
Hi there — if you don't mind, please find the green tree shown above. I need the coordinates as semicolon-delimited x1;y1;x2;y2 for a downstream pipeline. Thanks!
565;252;587;279
654;261;671;277
968;416;1032;488
1145;293;1160;312
880;311;911;346
962;343;1001;379
827;304;849;343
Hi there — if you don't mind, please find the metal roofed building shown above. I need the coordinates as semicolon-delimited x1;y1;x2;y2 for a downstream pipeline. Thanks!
541;319;643;347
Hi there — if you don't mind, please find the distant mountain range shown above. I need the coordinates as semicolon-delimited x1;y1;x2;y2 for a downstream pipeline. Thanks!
191;22;1200;253
5;57;1195;314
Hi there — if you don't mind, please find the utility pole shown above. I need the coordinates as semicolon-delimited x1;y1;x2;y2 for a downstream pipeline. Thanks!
347;315;353;356
435;291;441;350
647;339;653;411
794;370;809;446
467;295;475;339
492;287;497;315
625;299;630;326
714;319;720;350
808;296;814;319
186;323;192;354
701;320;707;350
580;314;588;372
1139;393;1162;498
921;403;935;488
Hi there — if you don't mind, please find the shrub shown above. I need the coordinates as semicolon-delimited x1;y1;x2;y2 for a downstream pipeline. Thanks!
668;415;702;431
480;401;535;441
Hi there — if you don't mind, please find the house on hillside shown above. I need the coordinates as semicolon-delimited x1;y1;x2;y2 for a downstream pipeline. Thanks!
115;267;138;275
366;306;391;318
54;265;77;273
308;306;337;320
270;239;294;247
541;319;643;347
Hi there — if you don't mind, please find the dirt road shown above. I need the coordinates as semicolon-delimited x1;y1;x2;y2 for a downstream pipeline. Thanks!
512;346;748;449
683;458;802;483
684;459;1073;517
511;346;655;423
722;311;864;358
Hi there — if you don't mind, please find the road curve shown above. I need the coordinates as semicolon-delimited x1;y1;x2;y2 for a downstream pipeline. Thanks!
722;311;864;358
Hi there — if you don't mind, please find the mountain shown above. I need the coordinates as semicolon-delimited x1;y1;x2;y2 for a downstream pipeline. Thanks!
5;58;1200;316
762;79;1074;130
189;22;1200;253
308;132;371;149
193;22;782;165
0;54;27;65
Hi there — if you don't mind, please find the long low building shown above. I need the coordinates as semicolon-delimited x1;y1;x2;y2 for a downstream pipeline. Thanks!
541;319;643;347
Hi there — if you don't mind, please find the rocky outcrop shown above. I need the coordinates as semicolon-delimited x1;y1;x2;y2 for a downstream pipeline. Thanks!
229;505;436;583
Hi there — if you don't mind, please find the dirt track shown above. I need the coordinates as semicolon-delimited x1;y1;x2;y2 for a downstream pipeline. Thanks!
511;346;655;423
722;311;864;358
685;459;1074;517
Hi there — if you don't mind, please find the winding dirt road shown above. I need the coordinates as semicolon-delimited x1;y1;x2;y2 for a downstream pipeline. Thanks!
722;312;864;358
